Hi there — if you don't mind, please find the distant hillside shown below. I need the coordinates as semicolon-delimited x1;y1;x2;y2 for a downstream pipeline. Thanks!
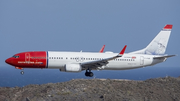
0;76;180;101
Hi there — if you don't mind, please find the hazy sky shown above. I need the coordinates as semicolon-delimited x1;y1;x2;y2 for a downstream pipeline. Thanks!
0;1;179;67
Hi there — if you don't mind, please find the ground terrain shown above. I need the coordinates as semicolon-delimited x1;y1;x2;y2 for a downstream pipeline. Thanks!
0;76;180;101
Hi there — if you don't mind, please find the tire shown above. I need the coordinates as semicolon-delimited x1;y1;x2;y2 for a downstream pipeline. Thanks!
89;72;93;77
20;71;24;75
85;72;88;76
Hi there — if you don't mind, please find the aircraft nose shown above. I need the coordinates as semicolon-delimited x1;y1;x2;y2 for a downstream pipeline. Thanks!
5;58;11;65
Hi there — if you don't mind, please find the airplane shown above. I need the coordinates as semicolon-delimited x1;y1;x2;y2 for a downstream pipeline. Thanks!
5;24;175;77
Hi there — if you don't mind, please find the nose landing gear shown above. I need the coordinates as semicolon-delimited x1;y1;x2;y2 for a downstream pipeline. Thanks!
15;67;24;75
20;71;24;75
85;69;94;77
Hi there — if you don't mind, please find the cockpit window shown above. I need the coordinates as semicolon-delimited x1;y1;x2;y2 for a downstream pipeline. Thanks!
12;55;19;58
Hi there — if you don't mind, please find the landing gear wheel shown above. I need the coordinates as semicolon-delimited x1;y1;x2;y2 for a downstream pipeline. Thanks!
85;69;94;77
89;72;93;77
85;72;89;76
20;71;24;75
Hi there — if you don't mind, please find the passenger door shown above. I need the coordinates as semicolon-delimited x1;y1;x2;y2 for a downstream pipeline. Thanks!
140;56;144;65
25;53;30;64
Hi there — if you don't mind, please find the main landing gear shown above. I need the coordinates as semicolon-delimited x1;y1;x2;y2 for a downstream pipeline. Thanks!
85;69;94;77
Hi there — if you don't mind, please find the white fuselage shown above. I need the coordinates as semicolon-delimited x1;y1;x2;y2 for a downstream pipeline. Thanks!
47;51;165;70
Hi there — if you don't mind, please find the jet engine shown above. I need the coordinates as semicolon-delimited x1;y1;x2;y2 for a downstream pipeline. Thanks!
59;63;82;72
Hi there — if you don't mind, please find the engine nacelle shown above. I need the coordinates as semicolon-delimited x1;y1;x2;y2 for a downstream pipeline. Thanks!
59;63;82;72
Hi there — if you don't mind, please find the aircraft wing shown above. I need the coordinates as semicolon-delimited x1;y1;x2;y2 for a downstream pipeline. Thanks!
153;55;176;59
81;45;127;70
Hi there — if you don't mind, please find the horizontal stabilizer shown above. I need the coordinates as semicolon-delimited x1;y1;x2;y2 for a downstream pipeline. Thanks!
153;55;176;59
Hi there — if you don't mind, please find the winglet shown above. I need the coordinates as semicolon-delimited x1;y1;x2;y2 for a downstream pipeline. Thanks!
119;45;127;55
99;45;105;53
